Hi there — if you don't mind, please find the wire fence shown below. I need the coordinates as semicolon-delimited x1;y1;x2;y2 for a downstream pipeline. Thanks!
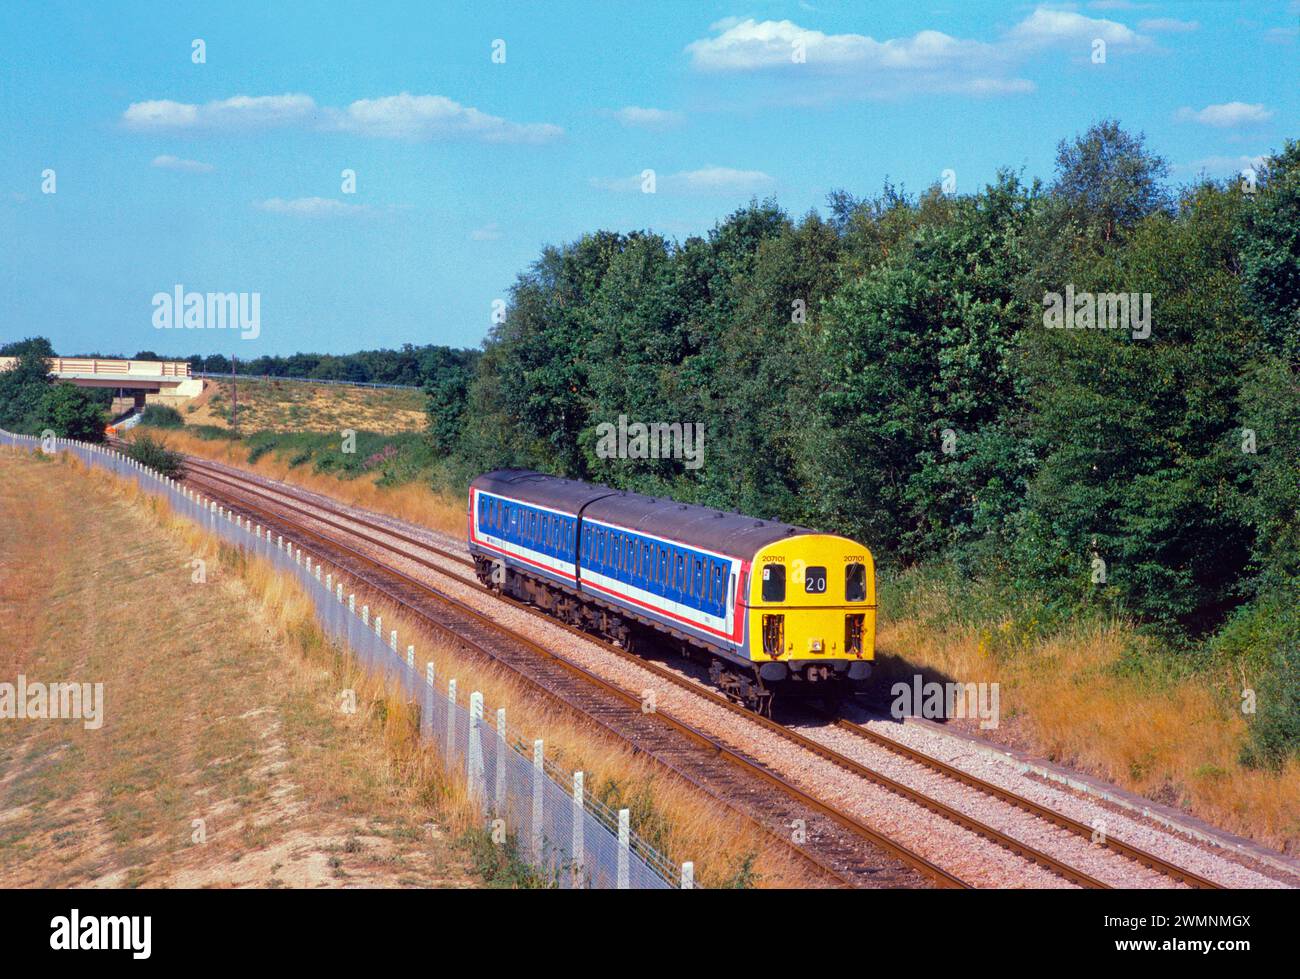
0;428;691;890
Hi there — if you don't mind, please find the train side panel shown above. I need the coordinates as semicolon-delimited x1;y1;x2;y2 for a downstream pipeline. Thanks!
468;486;580;588
575;515;748;663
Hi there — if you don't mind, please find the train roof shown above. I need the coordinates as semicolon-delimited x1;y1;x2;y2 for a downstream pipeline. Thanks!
471;469;815;559
471;469;618;513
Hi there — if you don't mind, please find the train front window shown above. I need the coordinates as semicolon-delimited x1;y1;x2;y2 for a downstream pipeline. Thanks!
846;563;866;602
761;564;785;602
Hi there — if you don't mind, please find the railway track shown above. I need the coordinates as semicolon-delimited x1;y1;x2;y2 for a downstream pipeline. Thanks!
177;464;946;889
174;451;1223;889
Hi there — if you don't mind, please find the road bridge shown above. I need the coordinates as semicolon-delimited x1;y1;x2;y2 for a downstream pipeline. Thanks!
0;356;204;409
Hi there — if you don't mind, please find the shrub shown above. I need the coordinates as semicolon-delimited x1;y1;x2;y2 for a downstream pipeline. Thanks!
124;432;184;479
139;404;184;428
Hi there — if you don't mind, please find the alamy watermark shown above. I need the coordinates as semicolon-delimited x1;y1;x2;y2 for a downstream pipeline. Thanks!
0;675;103;729
152;284;261;339
50;909;150;959
1043;285;1151;340
595;414;704;470
891;675;1000;730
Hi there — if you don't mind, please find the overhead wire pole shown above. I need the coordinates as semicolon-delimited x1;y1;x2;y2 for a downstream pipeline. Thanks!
231;353;238;431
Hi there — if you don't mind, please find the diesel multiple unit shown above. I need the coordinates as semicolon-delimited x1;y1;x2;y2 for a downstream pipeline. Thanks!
467;469;876;711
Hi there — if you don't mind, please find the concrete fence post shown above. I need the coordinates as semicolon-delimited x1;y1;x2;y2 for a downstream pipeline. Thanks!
617;809;630;890
424;662;435;740
445;679;457;761
468;692;484;802
681;862;694;889
361;604;369;627
572;771;585;889
495;708;507;815
348;593;355;614
389;629;397;652
374;614;382;638
531;740;545;864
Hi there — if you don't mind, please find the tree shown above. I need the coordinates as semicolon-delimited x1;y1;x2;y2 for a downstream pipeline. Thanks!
1018;181;1257;634
41;383;106;442
1239;139;1300;359
806;172;1038;566
0;336;54;358
1050;119;1171;246
0;341;55;433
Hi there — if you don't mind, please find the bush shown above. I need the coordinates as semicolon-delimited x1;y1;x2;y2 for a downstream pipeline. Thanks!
1215;587;1300;770
1241;639;1300;771
139;404;184;428
41;383;106;442
124;432;184;479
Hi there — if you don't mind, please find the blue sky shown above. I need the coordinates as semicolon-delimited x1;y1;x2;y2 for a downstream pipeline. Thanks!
1;0;1295;357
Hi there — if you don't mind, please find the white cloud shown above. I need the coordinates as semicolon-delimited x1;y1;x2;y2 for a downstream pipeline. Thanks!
592;166;775;196
1176;102;1274;128
334;93;562;143
124;94;317;132
470;222;502;241
613;106;685;130
682;8;1159;98
150;154;214;173
686;18;1004;73
122;92;560;144
255;197;367;217
1006;9;1151;50
1138;17;1199;33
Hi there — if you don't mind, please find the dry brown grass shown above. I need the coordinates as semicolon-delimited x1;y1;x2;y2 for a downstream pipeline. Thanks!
0;447;474;888
187;378;426;434
157;428;466;537
875;582;1300;853
2;446;818;887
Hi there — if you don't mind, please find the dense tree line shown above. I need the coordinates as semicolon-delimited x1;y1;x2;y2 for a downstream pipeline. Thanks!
440;121;1298;761
71;344;479;389
180;344;480;388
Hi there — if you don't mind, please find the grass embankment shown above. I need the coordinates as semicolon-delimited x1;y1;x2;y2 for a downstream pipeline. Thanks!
874;569;1300;854
0;449;474;887
186;377;427;435
134;425;465;538
0;448;812;887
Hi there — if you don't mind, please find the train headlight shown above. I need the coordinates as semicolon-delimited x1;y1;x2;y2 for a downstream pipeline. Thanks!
809;638;824;653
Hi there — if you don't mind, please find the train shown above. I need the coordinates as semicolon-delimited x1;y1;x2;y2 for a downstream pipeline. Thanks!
467;469;876;712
